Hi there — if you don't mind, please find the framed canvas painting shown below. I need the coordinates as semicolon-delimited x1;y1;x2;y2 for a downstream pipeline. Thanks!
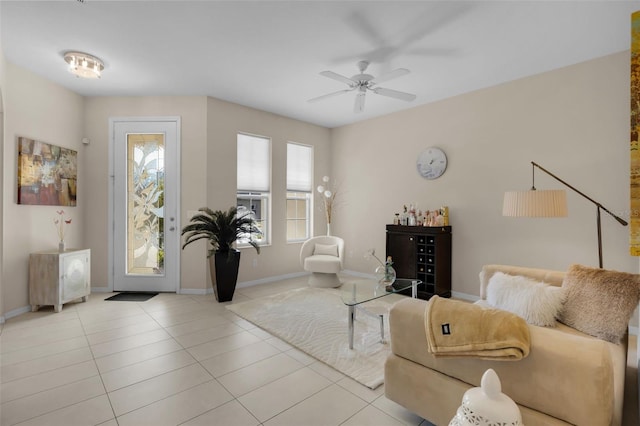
17;137;77;206
631;11;640;255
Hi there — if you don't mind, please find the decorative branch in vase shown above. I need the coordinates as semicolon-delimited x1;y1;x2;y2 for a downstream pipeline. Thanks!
317;175;337;236
54;210;72;251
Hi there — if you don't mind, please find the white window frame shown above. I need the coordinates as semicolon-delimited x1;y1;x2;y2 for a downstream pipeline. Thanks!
237;192;269;245
286;142;313;242
237;133;271;246
286;192;311;242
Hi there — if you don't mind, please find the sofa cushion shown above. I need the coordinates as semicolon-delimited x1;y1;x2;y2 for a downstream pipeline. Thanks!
484;272;566;327
389;297;620;426
304;255;341;273
313;243;338;257
558;264;640;344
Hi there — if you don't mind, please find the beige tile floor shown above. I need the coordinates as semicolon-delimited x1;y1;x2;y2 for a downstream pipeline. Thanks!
0;276;428;426
0;275;637;426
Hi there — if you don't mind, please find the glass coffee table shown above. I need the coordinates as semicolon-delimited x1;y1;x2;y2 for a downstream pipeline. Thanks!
340;278;421;350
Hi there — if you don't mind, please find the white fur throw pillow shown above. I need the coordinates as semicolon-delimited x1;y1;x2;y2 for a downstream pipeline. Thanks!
486;272;566;327
313;243;338;257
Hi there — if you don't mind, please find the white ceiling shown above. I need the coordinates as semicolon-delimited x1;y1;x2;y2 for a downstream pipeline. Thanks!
1;1;638;128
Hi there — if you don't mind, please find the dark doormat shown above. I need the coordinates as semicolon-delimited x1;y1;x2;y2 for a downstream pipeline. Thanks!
105;292;159;302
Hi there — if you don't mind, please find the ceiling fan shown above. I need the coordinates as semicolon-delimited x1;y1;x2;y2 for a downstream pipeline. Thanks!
308;61;416;113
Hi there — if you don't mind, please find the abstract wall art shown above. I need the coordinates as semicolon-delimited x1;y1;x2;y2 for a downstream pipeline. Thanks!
17;136;77;206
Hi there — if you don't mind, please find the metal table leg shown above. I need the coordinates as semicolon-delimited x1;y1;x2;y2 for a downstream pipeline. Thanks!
348;305;355;350
354;304;387;345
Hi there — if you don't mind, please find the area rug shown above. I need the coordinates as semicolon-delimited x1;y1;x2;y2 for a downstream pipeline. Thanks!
226;287;394;389
105;292;158;302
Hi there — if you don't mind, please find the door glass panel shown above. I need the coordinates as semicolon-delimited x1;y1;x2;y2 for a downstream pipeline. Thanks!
127;133;165;276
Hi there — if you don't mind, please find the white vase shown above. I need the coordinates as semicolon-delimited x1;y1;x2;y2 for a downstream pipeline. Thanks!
58;241;65;252
326;223;331;236
449;369;522;426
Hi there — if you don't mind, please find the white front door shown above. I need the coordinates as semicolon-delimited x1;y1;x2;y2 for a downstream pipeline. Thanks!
109;117;180;292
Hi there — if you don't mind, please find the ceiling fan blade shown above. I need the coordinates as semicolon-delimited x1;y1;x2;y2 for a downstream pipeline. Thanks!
354;92;366;113
373;87;416;102
371;68;410;85
345;11;387;48
405;47;457;57
320;70;356;87
307;89;353;103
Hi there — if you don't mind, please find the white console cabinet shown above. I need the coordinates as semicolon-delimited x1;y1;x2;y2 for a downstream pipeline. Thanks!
29;249;91;313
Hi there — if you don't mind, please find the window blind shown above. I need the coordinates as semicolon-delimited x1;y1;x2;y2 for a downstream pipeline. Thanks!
287;143;312;192
237;133;270;192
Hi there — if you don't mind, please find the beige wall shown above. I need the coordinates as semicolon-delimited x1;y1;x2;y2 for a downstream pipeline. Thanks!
2;62;85;314
205;98;332;284
83;96;208;291
0;50;634;316
82;96;331;293
332;51;634;297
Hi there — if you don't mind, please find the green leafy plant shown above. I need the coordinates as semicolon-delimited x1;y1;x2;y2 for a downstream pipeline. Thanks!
181;206;261;258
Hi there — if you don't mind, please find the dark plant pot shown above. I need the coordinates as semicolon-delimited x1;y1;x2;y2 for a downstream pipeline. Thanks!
209;249;241;302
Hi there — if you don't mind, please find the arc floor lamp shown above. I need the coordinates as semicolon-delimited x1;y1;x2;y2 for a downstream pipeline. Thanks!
502;161;628;268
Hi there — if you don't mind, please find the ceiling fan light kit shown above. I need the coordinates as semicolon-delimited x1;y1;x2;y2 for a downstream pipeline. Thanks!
309;60;416;113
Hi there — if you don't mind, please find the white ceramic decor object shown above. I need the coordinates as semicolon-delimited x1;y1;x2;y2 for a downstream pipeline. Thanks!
449;368;523;426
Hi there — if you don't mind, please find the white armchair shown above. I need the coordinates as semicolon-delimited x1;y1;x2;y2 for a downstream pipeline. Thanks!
299;236;345;288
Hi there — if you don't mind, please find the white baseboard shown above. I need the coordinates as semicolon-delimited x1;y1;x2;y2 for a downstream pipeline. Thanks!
2;305;32;323
451;291;478;302
179;287;213;295
237;271;309;288
4;278;637;337
341;269;376;279
178;272;311;294
181;270;364;294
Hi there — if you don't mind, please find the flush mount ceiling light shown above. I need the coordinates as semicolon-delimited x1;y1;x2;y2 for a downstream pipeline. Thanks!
63;51;104;79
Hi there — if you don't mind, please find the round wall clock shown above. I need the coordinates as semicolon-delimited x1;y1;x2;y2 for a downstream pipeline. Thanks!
416;147;448;179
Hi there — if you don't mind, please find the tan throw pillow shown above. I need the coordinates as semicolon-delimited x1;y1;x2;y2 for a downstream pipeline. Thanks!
558;264;640;343
313;243;338;257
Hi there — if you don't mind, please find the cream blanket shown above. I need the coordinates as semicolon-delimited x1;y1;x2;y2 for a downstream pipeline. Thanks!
424;296;530;360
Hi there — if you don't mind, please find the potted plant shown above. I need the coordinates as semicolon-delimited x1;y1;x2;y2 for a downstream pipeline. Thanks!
181;206;261;302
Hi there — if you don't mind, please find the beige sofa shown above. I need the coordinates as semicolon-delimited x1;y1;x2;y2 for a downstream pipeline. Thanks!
384;264;627;426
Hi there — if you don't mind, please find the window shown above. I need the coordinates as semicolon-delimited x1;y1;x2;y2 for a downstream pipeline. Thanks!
237;133;270;244
286;143;312;241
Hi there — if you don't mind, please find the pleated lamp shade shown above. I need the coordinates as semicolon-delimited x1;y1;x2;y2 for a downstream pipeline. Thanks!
502;189;568;217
